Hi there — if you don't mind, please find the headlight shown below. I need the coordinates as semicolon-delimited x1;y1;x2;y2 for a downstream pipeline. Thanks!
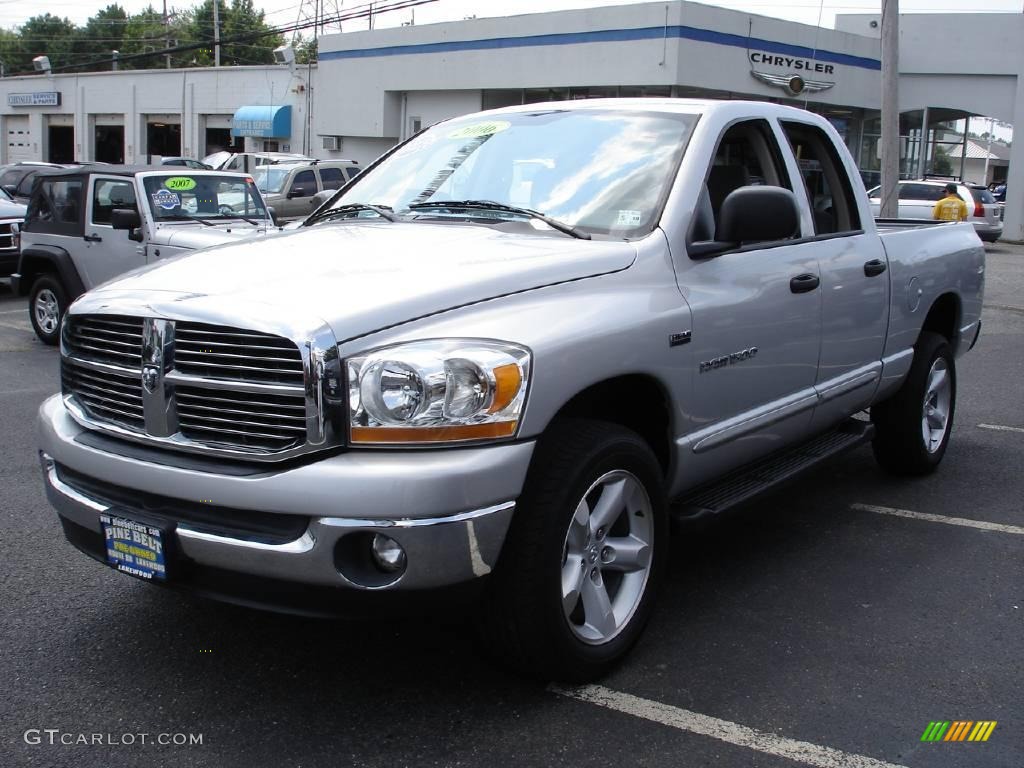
346;339;531;445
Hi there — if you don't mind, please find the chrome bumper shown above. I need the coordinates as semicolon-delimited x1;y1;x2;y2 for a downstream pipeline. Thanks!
39;395;533;591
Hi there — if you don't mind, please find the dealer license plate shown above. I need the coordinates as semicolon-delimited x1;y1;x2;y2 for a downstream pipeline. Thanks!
100;514;168;581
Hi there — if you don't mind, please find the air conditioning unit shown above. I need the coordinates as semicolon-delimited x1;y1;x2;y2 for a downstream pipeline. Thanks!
322;135;341;151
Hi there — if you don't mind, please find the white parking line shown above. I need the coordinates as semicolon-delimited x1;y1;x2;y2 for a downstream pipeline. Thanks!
0;308;26;314
851;503;1024;535
550;685;909;768
978;423;1024;434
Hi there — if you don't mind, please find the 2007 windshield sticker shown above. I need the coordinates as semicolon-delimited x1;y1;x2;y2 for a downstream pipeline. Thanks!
448;120;510;140
164;176;197;191
151;189;180;210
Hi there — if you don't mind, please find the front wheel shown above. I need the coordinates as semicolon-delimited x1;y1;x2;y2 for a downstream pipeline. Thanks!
480;419;668;681
29;275;68;346
871;331;956;475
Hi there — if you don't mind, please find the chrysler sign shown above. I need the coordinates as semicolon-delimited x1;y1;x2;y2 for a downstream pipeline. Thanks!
7;91;61;107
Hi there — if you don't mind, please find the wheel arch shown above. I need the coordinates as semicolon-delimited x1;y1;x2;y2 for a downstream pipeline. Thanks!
17;245;84;298
919;292;961;354
545;374;674;478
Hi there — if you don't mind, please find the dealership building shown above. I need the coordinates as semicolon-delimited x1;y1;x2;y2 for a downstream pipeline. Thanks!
0;0;1021;239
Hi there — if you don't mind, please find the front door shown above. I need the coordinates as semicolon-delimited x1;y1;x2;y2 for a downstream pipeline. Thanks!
280;169;317;218
676;119;823;480
83;176;145;286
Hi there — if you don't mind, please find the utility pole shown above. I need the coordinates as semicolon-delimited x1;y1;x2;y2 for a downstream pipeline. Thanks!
163;0;171;68
213;0;221;67
983;117;995;183
879;0;900;218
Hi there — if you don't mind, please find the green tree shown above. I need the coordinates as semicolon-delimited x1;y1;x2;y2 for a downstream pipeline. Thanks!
295;34;317;64
78;5;129;66
187;0;282;67
16;14;78;71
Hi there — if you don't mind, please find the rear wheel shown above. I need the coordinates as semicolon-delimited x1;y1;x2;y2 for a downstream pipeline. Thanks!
29;275;68;346
871;332;956;475
480;419;668;681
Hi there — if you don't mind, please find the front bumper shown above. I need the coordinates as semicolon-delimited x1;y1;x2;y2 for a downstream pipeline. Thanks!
39;395;535;606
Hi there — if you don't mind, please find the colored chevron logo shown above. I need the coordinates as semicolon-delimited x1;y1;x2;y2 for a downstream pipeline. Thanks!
921;721;997;742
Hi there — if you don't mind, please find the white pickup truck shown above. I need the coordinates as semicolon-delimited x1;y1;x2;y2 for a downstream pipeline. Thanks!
12;166;275;344
37;100;984;680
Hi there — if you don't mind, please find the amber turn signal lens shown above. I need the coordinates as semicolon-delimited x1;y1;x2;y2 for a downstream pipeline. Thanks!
488;363;523;413
351;421;517;444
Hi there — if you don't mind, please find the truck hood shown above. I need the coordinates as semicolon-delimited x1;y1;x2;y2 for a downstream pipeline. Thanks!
90;221;636;342
0;198;26;219
151;222;271;250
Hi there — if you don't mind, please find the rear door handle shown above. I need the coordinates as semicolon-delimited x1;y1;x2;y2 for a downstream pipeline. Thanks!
790;273;820;293
83;233;102;243
863;259;887;277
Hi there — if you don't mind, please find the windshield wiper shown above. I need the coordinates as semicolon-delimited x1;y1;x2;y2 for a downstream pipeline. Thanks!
213;213;261;225
306;203;398;225
405;200;591;240
159;213;214;226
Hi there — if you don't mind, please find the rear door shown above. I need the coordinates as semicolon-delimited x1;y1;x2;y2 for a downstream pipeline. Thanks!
778;119;889;429
83;175;145;286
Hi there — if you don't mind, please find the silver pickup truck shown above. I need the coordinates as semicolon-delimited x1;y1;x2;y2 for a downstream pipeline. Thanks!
12;167;273;344
37;100;984;680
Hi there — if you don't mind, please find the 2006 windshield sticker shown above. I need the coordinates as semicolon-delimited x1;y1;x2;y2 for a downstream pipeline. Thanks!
151;189;180;210
164;176;197;191
448;120;510;140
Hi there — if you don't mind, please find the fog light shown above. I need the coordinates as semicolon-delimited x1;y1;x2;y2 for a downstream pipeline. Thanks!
371;533;406;573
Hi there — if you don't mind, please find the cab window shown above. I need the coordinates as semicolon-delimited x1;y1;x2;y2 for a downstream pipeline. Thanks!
91;179;137;225
290;170;316;197
25;177;84;235
780;121;861;235
319;167;344;191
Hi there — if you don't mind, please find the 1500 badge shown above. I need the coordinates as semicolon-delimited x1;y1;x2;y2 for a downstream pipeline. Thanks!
699;347;758;373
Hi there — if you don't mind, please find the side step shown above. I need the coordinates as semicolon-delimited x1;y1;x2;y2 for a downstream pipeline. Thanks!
671;418;874;525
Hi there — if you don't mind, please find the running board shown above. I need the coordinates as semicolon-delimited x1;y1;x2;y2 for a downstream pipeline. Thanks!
672;419;874;525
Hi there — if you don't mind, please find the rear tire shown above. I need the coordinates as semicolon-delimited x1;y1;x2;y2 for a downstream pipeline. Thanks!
871;332;956;475
29;275;67;346
479;418;668;682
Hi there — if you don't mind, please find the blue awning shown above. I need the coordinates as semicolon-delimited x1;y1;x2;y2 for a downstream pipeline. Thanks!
231;105;291;138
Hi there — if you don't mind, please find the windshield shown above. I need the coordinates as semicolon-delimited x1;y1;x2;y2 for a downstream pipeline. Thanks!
324;108;696;238
251;166;295;194
142;174;269;222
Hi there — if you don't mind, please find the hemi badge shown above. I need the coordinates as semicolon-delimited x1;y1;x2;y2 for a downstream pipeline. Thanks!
669;331;692;347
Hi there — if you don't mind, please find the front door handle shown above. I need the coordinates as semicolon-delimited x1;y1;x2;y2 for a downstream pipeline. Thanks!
864;259;887;277
83;233;102;243
790;273;820;294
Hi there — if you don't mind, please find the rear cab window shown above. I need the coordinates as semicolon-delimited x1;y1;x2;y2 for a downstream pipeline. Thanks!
780;120;861;236
24;175;85;236
318;167;345;190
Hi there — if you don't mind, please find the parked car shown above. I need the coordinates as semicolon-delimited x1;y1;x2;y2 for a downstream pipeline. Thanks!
160;157;212;170
252;159;361;220
867;179;1003;242
36;100;983;680
0;185;26;278
0;162;72;204
12;165;276;343
211;151;314;172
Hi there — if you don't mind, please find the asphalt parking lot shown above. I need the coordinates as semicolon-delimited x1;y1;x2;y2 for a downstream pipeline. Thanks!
2;242;1022;768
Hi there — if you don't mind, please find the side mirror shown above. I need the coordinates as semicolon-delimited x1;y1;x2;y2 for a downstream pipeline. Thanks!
286;188;309;199
111;208;141;231
689;186;800;258
2;184;16;197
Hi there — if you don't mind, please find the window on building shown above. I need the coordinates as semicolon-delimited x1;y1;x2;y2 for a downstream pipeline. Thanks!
780;120;862;235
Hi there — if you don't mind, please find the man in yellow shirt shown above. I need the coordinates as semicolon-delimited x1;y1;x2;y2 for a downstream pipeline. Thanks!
933;183;969;222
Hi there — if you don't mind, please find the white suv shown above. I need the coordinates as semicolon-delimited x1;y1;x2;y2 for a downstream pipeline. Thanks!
867;179;1003;242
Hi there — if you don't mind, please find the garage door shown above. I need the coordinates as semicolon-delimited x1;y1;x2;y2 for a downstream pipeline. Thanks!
6;115;33;163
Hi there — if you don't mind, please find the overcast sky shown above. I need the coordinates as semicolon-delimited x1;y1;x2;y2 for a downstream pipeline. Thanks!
1;0;1022;32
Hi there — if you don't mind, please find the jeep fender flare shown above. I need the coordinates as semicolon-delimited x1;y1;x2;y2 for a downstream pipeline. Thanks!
15;245;85;299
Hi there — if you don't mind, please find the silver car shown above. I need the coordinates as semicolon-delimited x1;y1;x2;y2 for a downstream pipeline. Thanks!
868;179;1003;242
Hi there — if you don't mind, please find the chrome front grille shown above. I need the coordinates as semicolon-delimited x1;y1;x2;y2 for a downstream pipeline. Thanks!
61;359;145;430
174;322;305;385
0;222;16;251
176;386;307;451
60;313;340;461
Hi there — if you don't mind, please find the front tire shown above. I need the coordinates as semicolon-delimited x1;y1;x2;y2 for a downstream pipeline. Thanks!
29;275;68;346
871;331;956;475
480;419;668;681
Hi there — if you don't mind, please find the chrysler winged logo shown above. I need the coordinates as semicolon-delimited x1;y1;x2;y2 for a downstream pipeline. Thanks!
142;364;160;394
750;70;835;97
